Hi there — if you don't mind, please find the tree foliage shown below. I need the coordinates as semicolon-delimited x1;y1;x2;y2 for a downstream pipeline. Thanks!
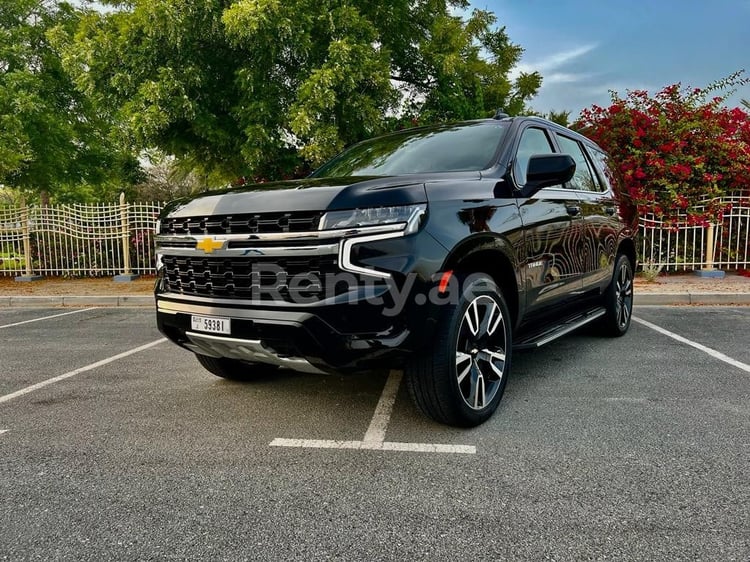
0;0;141;201
575;72;750;225
64;0;541;182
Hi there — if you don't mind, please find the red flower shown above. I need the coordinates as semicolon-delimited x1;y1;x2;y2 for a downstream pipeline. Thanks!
659;142;675;153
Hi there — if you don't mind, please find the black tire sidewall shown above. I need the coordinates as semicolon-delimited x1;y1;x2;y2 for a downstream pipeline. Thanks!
444;274;513;425
604;255;633;336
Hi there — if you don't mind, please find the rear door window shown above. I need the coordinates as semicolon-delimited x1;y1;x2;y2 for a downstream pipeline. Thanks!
556;135;602;192
588;148;616;193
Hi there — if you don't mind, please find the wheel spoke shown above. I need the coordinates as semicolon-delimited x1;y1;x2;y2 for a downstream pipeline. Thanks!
481;349;506;379
465;300;480;336
622;278;633;296
476;300;498;336
485;301;503;336
456;351;472;384
468;368;486;409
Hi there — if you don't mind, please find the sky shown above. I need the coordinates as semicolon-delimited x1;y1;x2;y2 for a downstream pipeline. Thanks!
473;0;750;117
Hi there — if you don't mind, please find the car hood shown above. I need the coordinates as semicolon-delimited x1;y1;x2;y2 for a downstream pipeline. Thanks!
159;175;454;218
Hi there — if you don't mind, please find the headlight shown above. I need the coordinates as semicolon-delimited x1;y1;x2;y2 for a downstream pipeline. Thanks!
319;204;426;234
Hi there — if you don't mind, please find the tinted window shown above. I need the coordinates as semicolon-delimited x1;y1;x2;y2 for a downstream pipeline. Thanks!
513;127;554;186
589;148;615;192
312;123;508;177
556;135;601;192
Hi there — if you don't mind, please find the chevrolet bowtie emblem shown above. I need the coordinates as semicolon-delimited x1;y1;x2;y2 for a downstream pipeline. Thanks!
195;238;225;253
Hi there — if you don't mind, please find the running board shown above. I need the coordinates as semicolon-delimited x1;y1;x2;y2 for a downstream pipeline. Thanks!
513;307;606;350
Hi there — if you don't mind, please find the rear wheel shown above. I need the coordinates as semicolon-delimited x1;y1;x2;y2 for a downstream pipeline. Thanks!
601;254;633;337
405;274;512;427
195;354;278;381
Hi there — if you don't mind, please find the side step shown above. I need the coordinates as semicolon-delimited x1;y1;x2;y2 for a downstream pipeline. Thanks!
513;307;606;350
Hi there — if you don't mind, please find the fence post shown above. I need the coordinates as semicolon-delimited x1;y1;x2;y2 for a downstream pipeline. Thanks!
694;222;725;278
113;192;139;282
14;198;43;282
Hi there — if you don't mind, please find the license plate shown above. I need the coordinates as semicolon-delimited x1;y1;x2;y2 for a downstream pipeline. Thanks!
191;315;231;335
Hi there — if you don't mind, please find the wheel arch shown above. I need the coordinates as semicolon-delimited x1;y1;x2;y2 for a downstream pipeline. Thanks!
618;237;637;270
441;235;521;329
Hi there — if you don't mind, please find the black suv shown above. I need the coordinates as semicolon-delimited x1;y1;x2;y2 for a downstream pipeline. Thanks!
155;116;636;426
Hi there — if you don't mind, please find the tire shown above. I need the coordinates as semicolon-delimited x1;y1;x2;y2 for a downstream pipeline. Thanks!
405;274;512;427
601;254;634;337
195;354;277;381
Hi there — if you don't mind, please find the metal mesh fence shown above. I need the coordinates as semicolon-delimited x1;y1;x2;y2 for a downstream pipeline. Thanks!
639;194;750;271
0;198;162;277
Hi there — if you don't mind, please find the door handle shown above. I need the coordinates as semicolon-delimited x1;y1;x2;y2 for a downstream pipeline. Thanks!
605;206;616;216
566;205;581;216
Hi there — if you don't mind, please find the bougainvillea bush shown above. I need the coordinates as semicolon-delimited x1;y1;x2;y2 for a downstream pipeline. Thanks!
574;73;750;226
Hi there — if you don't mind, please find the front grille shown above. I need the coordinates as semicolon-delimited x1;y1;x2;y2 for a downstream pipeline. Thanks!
160;211;323;235
162;255;347;302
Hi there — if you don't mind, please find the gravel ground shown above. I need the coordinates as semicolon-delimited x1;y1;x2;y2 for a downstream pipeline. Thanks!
634;270;750;293
0;276;156;295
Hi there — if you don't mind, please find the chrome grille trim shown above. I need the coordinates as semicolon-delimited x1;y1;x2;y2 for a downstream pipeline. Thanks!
156;243;339;258
155;222;406;248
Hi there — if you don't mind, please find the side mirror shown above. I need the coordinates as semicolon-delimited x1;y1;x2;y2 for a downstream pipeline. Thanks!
520;154;576;197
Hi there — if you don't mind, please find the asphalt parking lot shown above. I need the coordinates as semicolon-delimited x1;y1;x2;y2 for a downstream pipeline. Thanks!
0;306;748;561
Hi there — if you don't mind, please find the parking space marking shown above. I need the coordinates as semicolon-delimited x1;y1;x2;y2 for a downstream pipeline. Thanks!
270;370;477;454
0;338;167;405
0;308;96;329
634;316;750;374
363;370;402;444
270;438;476;454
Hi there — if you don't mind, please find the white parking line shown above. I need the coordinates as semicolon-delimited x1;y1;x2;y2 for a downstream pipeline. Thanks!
0;338;167;405
633;317;750;374
0;308;96;329
270;438;476;454
363;370;402;444
270;370;477;454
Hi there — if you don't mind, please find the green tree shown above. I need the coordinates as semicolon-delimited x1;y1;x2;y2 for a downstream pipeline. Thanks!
0;0;141;202
65;0;540;181
544;109;571;127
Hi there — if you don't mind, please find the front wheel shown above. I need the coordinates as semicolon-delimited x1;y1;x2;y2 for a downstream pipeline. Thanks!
601;254;634;337
405;274;512;427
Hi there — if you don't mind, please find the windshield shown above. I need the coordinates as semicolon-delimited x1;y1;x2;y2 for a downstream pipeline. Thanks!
311;122;508;178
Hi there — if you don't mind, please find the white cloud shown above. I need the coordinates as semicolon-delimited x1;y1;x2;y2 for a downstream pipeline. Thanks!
544;72;594;85
511;43;598;81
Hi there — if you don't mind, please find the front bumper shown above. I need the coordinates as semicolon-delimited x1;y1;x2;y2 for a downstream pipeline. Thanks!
156;292;431;372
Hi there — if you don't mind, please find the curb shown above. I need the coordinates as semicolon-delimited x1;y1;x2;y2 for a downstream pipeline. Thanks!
0;294;748;307
0;295;154;307
635;293;750;306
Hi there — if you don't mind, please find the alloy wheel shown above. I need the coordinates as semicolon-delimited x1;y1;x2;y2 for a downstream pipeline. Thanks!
455;295;507;410
615;262;633;329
